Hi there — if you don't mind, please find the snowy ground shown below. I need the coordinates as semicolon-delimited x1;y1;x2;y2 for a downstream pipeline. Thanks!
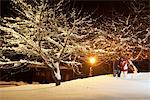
0;72;150;100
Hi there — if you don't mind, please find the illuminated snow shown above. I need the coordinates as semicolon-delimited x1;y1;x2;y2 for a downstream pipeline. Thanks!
0;73;150;100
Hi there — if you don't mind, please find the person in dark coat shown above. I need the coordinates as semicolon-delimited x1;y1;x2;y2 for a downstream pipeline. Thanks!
113;58;121;77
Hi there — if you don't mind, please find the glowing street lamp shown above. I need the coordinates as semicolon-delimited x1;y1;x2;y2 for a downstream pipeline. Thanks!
89;57;96;65
88;56;96;76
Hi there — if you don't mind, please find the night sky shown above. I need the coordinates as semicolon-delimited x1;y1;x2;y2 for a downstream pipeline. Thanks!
74;0;130;16
0;0;135;17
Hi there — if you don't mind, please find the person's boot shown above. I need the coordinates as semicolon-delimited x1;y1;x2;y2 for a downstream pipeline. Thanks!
113;74;116;77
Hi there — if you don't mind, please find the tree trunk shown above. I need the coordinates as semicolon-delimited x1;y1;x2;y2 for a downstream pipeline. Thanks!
128;60;138;73
53;62;61;86
50;62;61;86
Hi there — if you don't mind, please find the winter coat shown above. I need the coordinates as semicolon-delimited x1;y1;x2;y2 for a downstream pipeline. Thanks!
120;60;128;71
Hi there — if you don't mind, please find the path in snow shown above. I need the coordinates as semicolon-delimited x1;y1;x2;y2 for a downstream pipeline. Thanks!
0;73;150;100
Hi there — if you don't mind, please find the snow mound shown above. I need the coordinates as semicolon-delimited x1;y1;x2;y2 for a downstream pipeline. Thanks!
121;72;150;80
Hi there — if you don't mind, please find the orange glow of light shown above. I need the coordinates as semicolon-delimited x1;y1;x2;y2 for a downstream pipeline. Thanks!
89;57;96;65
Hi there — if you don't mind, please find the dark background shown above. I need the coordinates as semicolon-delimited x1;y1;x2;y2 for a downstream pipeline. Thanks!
0;0;134;17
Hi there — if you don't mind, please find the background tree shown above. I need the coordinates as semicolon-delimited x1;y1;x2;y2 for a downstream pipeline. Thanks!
79;0;150;71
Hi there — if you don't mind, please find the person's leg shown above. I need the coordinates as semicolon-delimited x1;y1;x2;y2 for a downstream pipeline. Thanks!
113;70;117;77
122;71;125;77
118;69;121;77
120;71;123;77
122;71;126;78
124;71;128;78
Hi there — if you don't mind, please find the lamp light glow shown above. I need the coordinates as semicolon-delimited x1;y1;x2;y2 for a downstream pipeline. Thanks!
89;57;96;65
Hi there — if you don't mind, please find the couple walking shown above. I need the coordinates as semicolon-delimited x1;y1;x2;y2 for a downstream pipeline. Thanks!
113;56;137;78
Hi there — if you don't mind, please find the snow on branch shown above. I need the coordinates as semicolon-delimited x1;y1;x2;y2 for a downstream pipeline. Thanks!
1;0;101;82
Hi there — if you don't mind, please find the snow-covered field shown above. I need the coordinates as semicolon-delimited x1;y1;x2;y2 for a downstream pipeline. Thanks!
0;72;150;100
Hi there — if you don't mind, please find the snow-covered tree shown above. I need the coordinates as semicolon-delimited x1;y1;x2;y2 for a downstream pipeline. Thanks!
74;1;150;72
96;1;149;71
0;0;96;85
